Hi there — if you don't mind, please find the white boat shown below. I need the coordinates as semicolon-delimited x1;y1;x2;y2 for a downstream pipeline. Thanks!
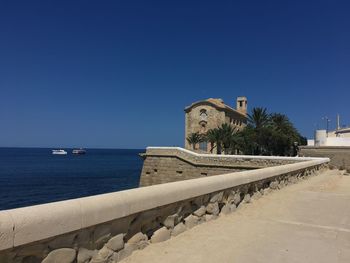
72;148;86;155
52;149;67;155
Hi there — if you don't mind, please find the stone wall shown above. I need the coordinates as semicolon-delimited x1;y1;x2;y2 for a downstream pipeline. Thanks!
140;155;245;186
140;147;316;186
300;146;350;171
0;156;328;263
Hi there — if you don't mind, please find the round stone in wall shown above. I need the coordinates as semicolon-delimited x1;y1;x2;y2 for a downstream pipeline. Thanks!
150;227;171;243
42;248;76;263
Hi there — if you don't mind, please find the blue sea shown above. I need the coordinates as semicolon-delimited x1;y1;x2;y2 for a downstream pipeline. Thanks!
0;148;144;210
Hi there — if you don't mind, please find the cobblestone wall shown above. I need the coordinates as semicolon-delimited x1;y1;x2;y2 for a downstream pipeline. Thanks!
0;162;327;263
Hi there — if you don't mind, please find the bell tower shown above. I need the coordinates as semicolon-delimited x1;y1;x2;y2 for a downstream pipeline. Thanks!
236;96;248;115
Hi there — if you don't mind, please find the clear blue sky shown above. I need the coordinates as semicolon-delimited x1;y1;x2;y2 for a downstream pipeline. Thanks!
1;0;349;148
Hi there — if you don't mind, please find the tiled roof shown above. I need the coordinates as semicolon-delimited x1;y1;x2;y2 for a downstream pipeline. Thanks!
185;98;246;118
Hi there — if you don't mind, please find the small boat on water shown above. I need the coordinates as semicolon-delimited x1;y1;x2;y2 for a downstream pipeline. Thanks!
72;148;86;155
52;149;67;155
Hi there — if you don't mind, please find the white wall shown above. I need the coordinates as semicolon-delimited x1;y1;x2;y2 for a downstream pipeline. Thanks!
307;139;315;146
314;129;350;146
324;137;350;146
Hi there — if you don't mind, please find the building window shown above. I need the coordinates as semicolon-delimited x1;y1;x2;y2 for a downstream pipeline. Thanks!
200;109;208;121
199;141;207;151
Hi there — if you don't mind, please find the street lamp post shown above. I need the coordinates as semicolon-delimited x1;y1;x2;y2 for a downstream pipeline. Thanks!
322;116;331;137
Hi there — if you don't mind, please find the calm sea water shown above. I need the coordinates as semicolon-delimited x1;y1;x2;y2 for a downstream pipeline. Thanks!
0;148;144;210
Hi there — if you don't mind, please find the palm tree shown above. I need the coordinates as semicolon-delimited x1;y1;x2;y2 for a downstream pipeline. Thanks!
206;123;239;155
236;125;258;155
248;107;270;130
236;108;306;156
186;132;204;150
247;107;270;155
270;113;292;133
205;128;220;153
270;113;304;155
218;123;238;154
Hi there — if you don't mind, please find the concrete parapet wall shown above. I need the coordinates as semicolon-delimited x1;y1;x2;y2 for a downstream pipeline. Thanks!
0;155;329;263
140;147;316;186
300;146;350;170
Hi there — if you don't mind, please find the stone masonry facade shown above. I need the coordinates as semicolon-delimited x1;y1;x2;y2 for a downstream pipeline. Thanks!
184;97;248;152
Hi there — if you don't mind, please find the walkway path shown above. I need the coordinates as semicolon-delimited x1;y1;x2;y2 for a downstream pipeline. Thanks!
123;169;350;263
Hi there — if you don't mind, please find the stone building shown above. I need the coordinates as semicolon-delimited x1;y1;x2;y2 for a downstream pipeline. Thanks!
184;97;248;152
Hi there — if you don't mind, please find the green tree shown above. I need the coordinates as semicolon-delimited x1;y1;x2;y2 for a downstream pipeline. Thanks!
205;128;220;154
248;107;270;130
269;113;306;155
203;108;305;157
269;113;294;155
239;108;306;156
218;123;239;154
205;123;239;155
247;107;270;154
236;125;258;154
270;113;292;133
186;132;204;150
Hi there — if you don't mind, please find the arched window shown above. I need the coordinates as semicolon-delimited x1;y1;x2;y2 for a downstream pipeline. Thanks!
199;109;207;121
